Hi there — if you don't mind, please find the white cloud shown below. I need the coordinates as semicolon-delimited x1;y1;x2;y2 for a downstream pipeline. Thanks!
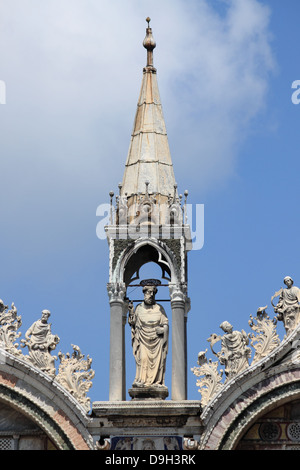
0;0;275;244
154;0;275;191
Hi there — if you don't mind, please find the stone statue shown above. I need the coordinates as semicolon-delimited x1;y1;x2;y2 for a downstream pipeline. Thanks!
272;276;300;336
21;310;60;377
128;285;168;397
208;321;251;382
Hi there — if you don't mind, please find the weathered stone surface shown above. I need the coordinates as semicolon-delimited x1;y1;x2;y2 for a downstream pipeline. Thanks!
91;399;202;450
128;285;169;396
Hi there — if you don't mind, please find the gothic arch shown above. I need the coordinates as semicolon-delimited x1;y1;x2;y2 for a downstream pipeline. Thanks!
0;383;73;450
114;238;181;287
0;349;94;450
223;382;300;450
200;365;300;450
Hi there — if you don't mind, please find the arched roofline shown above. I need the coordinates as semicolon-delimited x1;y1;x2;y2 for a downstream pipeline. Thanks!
200;324;300;450
219;380;300;450
0;347;94;450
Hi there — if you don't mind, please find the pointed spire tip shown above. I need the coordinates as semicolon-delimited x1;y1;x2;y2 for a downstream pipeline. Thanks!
143;17;156;69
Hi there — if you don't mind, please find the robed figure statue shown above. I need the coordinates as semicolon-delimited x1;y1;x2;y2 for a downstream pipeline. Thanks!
272;276;300;336
128;284;169;398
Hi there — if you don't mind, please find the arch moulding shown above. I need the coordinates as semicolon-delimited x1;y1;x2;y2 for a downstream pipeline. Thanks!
113;237;181;286
0;348;94;450
200;365;300;450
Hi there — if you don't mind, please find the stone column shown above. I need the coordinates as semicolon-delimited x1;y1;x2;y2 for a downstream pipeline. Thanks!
169;284;188;401
107;283;127;401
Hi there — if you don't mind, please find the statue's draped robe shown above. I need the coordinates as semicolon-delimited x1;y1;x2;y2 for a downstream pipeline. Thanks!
277;286;300;311
25;320;58;374
277;286;300;334
131;302;168;386
26;321;52;348
220;330;250;381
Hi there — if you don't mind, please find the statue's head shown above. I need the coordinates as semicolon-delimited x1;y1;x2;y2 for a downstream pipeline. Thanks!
284;276;293;287
220;321;233;334
143;286;157;305
41;310;51;322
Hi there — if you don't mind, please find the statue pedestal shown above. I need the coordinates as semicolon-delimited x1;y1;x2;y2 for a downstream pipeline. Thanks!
128;385;168;400
91;400;202;451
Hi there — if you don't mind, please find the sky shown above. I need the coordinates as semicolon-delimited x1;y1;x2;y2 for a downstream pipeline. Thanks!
0;0;300;405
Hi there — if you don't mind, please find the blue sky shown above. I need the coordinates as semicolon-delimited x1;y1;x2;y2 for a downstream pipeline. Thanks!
0;0;300;404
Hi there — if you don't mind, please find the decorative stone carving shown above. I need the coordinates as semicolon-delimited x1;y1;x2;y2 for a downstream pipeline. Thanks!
109;436;183;451
168;184;183;225
107;282;126;303
116;183;129;225
192;282;300;422
0;298;95;412
0;300;22;356
208;322;251;382
249;306;280;364
191;350;223;407
109;415;187;428
287;422;300;442
21;310;60;377
133;181;158;225
128;284;168;399
272;276;300;336
55;345;95;413
259;422;281;442
193;300;294;407
169;282;187;303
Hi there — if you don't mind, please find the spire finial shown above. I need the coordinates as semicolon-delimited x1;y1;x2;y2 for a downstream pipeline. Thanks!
143;17;156;70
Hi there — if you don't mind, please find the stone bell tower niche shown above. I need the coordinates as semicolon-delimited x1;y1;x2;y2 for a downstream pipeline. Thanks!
105;18;192;402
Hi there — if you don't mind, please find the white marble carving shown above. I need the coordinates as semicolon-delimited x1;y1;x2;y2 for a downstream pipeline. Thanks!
0;300;22;356
209;322;251;382
249;306;280;364
191;350;223;407
0;298;94;411
21;310;60;377
128;285;168;394
272;276;300;336
55;345;95;413
192;279;300;406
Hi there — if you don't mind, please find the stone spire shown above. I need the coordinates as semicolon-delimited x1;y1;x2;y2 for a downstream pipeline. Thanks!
106;20;192;402
120;18;177;219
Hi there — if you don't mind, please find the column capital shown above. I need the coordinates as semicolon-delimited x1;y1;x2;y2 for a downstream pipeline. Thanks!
169;282;187;303
107;282;126;304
